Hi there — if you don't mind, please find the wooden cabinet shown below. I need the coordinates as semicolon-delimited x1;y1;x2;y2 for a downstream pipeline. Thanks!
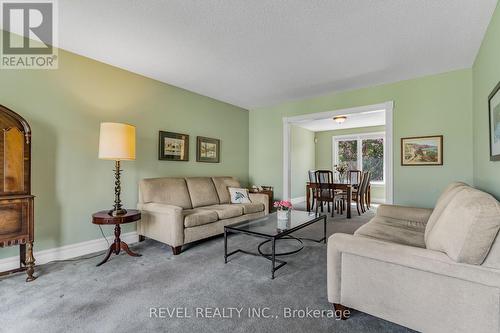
0;105;35;282
250;189;274;213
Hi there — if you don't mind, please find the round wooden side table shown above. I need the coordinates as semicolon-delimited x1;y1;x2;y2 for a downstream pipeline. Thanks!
92;209;141;267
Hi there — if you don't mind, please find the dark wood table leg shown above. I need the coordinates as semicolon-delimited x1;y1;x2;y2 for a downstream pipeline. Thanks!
96;244;114;267
121;241;141;257
114;224;121;255
96;223;141;266
347;186;352;219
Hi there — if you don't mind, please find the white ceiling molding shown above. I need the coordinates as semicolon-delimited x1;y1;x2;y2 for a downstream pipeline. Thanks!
50;1;497;108
294;110;385;132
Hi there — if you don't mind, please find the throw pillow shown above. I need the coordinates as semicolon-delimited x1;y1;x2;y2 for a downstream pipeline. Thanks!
228;187;252;204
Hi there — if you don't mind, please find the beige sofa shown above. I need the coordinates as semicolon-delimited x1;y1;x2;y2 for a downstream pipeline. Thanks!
137;177;269;254
328;182;500;333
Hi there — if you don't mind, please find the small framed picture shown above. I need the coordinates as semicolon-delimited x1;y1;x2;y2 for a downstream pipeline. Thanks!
488;81;500;161
196;136;220;163
401;135;443;166
158;131;189;161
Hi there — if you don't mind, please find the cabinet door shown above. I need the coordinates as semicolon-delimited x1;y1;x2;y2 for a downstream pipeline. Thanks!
3;127;25;193
0;198;29;246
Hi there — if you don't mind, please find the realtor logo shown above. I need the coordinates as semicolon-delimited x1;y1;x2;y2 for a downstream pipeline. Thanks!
1;0;58;69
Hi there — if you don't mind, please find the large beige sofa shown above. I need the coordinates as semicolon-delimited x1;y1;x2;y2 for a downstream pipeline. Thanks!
137;177;269;254
328;182;500;333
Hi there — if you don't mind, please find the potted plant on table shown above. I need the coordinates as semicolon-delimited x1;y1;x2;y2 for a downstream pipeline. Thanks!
274;200;292;220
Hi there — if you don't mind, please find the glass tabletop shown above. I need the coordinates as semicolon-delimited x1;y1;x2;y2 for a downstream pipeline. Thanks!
225;210;325;237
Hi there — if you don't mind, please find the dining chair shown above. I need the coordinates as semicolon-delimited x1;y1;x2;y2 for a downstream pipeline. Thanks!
351;172;367;215
314;170;335;217
348;170;362;187
308;169;317;212
357;171;371;213
362;172;371;211
332;169;359;215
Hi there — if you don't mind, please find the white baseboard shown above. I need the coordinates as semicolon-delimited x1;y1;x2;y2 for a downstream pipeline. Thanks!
371;197;386;204
0;232;138;272
291;196;306;204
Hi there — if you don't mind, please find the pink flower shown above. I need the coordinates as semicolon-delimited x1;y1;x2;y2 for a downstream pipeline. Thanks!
274;200;292;210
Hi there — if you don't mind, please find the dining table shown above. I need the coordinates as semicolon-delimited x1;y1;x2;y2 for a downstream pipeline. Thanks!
306;182;353;219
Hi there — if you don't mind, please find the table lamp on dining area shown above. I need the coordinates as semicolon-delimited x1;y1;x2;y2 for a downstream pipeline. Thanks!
98;122;136;217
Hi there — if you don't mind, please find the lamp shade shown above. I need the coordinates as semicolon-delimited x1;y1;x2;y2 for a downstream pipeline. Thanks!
98;122;136;160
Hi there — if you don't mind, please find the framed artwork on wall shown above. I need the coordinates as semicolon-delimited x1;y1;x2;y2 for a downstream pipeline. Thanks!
488;81;500;161
401;135;443;166
196;136;220;163
158;131;189;161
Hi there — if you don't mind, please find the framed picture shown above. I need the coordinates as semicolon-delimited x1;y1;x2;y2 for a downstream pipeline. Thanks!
158;131;189;161
196;136;220;163
401;135;443;166
488;81;500;161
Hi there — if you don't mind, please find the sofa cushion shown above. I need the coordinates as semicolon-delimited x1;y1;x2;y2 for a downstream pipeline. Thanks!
199;204;243;219
185;177;220;208
183;209;218;228
354;216;426;248
234;202;265;214
424;182;469;242
139;177;192;209
426;186;500;265
212;177;241;204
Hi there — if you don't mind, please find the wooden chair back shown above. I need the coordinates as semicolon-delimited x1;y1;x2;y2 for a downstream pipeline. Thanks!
314;170;334;201
308;170;317;183
359;171;371;197
348;170;362;185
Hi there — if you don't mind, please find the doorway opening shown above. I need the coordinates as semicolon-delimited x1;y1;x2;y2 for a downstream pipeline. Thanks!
282;101;393;205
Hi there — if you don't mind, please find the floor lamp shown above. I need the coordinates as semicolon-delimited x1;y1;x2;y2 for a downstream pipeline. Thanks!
98;122;136;216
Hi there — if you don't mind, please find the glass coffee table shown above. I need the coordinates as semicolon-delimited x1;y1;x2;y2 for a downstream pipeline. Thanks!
224;210;327;279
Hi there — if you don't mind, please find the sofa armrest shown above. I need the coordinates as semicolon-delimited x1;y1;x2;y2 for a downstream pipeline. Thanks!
327;233;500;303
376;204;433;224
249;193;269;215
137;202;185;247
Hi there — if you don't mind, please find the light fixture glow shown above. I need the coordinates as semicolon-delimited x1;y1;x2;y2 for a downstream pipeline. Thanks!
333;115;347;124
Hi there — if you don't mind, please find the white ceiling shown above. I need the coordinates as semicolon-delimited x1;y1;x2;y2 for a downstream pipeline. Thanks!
54;1;496;109
294;110;385;132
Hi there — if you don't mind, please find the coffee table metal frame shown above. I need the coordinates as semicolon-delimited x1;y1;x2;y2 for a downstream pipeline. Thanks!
224;213;327;279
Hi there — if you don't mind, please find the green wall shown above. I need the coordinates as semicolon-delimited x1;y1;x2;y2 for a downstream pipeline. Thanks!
249;69;473;208
0;45;249;259
315;125;386;202
290;125;315;199
473;2;500;200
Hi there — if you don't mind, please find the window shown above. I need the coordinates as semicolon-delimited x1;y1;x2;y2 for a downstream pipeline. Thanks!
334;133;385;184
337;140;357;171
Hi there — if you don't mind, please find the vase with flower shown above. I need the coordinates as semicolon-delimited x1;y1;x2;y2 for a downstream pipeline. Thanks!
334;162;348;183
274;200;292;220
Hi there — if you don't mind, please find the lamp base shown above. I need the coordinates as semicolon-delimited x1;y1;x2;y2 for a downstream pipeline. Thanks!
108;208;127;217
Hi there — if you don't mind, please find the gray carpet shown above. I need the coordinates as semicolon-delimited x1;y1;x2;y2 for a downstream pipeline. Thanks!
0;204;414;333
